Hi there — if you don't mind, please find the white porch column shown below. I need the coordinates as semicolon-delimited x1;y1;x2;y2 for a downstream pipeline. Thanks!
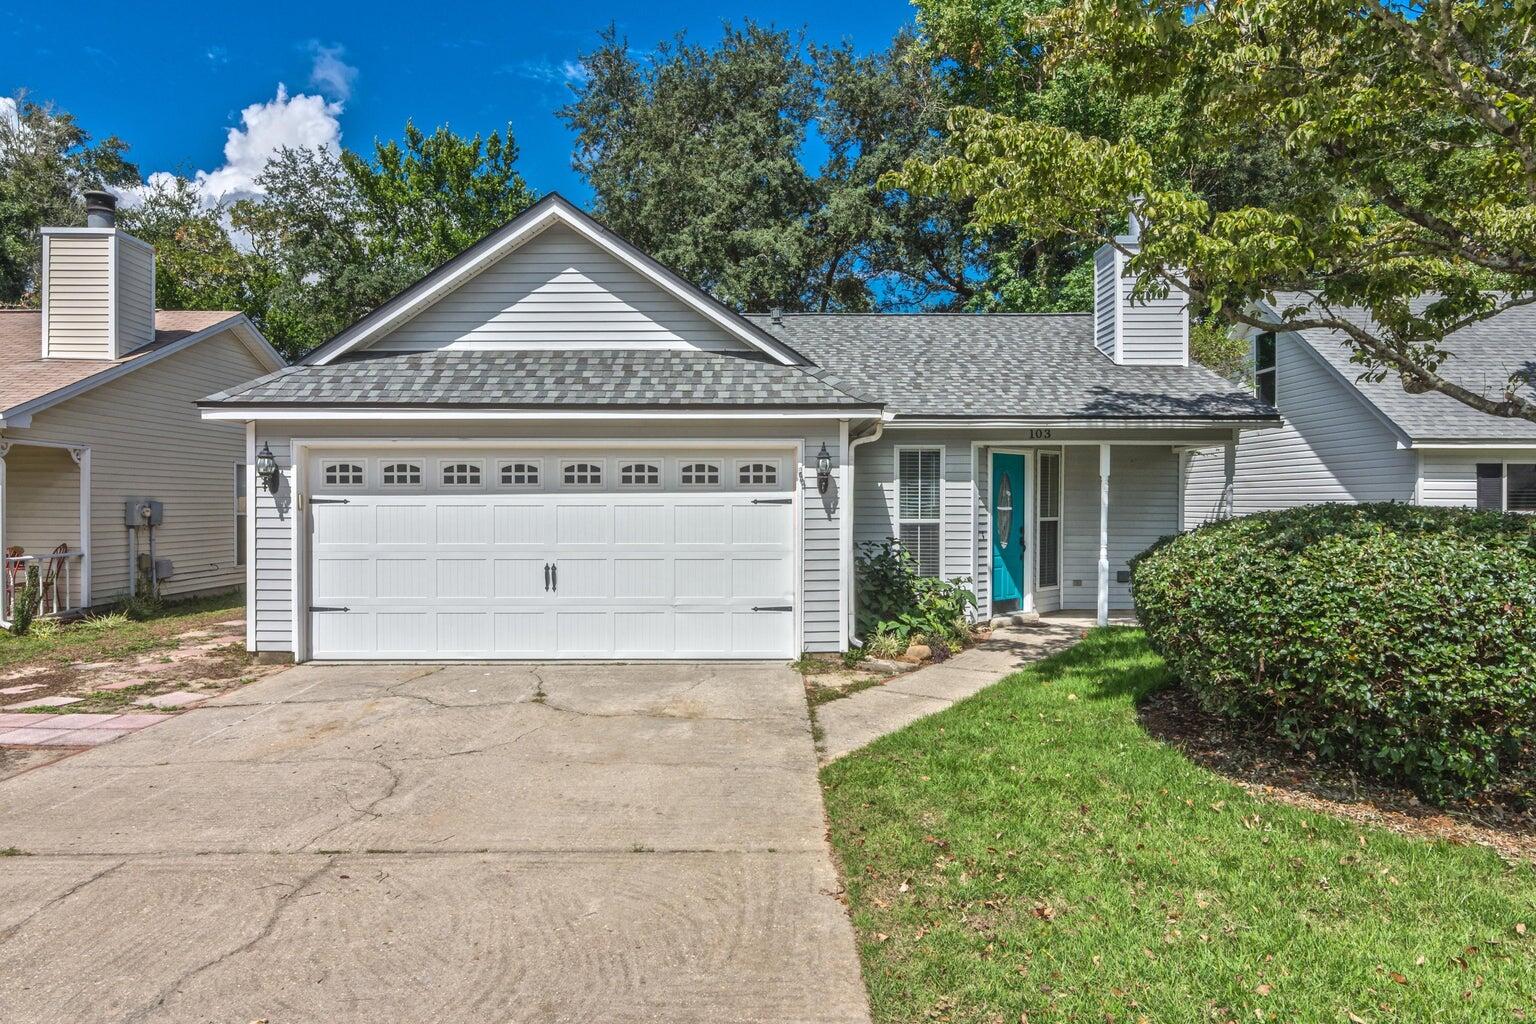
1097;443;1110;626
1222;437;1237;519
72;447;91;609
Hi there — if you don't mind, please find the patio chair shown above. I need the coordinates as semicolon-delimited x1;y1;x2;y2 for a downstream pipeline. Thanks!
40;543;71;615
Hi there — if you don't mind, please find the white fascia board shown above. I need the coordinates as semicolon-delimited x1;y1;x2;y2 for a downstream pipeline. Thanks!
882;417;1281;432
199;407;871;422
307;197;801;367
1409;440;1536;450
3;315;283;425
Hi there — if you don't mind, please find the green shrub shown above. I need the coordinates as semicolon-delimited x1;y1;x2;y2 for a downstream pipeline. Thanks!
855;539;978;649
1131;503;1536;801
8;565;41;636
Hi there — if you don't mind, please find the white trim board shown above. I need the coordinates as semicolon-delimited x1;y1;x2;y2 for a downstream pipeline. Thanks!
203;408;872;422
304;194;804;368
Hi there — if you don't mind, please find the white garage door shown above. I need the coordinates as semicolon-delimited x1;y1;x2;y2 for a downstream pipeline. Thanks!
306;449;797;660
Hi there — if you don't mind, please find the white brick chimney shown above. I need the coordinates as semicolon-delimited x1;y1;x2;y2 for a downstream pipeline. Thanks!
1092;210;1189;366
40;191;156;360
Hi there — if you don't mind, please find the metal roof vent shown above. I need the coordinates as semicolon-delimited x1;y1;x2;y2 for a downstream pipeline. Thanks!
83;190;118;228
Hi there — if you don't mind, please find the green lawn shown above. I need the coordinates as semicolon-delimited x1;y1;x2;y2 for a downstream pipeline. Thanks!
822;628;1536;1023
0;591;244;671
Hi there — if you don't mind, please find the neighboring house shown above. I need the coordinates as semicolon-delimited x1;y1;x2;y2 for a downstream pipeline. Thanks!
0;192;285;627
200;195;1275;663
1184;295;1536;525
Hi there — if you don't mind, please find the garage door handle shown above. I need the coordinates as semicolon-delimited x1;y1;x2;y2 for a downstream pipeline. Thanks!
752;605;792;612
751;498;792;505
551;564;558;591
310;606;350;612
544;563;550;591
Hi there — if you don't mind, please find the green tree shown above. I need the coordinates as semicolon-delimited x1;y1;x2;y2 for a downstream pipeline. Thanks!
0;94;138;305
119;176;249;312
900;0;1536;422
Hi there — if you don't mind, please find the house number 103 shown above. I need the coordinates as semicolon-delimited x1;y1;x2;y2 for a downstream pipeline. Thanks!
1028;429;1053;439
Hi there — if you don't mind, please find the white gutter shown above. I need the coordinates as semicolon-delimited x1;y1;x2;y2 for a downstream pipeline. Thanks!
844;417;887;647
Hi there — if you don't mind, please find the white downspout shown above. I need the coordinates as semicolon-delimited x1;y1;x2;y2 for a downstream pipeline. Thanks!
845;417;887;646
1097;442;1111;627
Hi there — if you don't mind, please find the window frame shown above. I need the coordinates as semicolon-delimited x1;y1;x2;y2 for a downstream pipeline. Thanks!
617;460;663;489
735;459;781;488
560;460;605;489
1253;331;1278;407
499;459;543;490
894;445;945;578
678;460;723;488
438;459;485;489
321;460;367;489
234;463;247;567
379;460;424;490
1035;450;1063;590
1477;460;1536;512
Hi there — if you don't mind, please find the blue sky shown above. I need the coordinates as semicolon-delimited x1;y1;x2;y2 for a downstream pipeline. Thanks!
5;0;918;206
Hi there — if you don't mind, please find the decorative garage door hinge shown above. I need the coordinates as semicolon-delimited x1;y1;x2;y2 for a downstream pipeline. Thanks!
310;606;351;612
309;497;350;504
751;605;793;612
750;498;792;505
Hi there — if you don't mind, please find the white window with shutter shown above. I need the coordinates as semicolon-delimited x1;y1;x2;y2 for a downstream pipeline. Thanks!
896;446;944;577
1036;451;1062;588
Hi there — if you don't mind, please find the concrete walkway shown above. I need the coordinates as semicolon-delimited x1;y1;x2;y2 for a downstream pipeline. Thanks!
0;661;870;1024
818;615;1114;762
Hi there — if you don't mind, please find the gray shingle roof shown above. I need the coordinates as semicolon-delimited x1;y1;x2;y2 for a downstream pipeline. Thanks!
1274;294;1536;442
202;349;879;408
745;313;1276;420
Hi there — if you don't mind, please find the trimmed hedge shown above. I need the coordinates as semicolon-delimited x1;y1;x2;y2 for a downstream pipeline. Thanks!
1131;503;1536;801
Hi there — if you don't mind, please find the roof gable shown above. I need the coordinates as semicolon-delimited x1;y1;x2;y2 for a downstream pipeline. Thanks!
307;194;803;366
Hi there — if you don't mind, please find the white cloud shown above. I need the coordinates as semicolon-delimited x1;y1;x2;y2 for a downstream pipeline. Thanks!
0;95;17;132
111;84;343;213
307;41;358;102
503;58;588;87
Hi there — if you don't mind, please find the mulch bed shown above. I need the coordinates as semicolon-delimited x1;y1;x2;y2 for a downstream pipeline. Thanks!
1138;685;1536;863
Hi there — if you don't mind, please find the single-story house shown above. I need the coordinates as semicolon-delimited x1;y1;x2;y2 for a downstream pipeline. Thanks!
0;192;285;626
1184;294;1536;524
200;194;1275;662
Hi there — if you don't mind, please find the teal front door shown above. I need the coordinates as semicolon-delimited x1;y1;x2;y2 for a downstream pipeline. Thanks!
991;453;1025;605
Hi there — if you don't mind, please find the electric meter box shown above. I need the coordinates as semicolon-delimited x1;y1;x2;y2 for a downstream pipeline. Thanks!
124;498;164;527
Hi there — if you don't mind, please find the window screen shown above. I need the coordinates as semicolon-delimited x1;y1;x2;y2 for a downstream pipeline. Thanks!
1476;463;1504;510
1509;464;1536;512
898;448;943;577
1037;452;1061;588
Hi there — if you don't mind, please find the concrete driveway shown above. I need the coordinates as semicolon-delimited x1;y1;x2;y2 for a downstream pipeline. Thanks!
0;662;870;1024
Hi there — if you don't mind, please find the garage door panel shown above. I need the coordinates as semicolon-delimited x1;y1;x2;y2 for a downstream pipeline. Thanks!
437;558;492;599
614;611;668;654
438;612;493;654
732;558;791;599
493;504;549;546
494;611;551;655
614;558;669;600
614;504;670;545
377;612;433;654
674;558;728;600
675;505;728;545
556;611;611;655
377;504;431;545
494;558;549;599
437;505;493;545
556;505;610;545
313;558;373;601
375;558;431;600
308;448;797;660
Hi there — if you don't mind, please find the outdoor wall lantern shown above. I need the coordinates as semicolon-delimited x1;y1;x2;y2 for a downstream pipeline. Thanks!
256;443;281;495
816;443;833;494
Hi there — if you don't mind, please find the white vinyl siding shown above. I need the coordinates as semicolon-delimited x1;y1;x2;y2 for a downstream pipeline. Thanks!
1419;448;1536;508
369;224;752;354
1184;331;1416;527
896;447;944;577
42;233;112;359
248;420;846;656
854;433;975;592
1093;246;1117;359
1090;243;1188;366
114;236;156;356
5;328;273;604
1061;446;1180;610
